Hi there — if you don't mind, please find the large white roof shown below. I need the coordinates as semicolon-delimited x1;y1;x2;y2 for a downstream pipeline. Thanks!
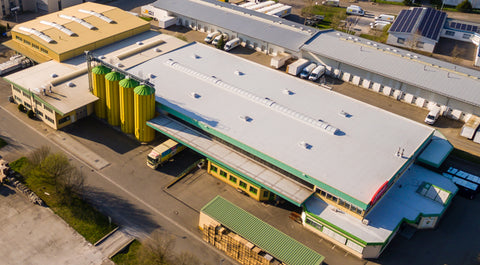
127;42;434;206
303;30;480;107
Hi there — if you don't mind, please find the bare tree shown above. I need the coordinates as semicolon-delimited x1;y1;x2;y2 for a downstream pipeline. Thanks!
27;145;51;167
173;252;203;265
41;153;73;191
58;167;85;205
137;231;176;265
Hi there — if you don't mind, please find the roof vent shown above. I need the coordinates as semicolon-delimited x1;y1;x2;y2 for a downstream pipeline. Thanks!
348;36;353;40
18;26;55;43
336;32;341;36
154;47;161;52
51;73;58;78
234;70;244;76
299;141;312;150
148;73;156;79
366;41;371;45
40;21;76;36
392;49;398;53
373;43;378;47
136;41;143;45
240;115;253;122
59;14;96;30
116;62;124;68
406;53;411;57
339;110;351;118
413;55;419;59
282;89;294;95
99;55;106;59
354;38;359;42
191;92;201;99
192;54;201;59
66;81;75;87
386;47;391;50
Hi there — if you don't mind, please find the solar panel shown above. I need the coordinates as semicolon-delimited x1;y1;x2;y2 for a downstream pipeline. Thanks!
389;9;407;32
467;25;472;31
404;8;422;33
455;23;461;29
461;24;466;30
450;22;456;28
473;26;478;32
417;8;431;34
427;11;440;38
430;12;446;40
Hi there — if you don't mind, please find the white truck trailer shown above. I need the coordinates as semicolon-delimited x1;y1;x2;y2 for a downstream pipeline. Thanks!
286;58;309;76
460;115;480;139
256;3;284;13
267;5;292;17
270;53;292;69
246;1;275;10
140;4;177;28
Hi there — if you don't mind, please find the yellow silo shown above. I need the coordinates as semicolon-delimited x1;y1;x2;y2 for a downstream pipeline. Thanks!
134;84;156;142
91;65;111;119
119;78;139;134
105;71;125;126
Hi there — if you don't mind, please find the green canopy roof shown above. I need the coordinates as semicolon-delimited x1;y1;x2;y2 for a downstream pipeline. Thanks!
134;84;155;96
119;78;139;88
105;71;125;81
91;65;111;75
201;196;325;265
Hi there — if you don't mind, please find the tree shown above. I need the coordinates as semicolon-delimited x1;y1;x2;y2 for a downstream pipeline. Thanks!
216;35;225;50
27;109;35;119
137;231;176;265
57;167;85;205
27;146;51;167
457;0;473;12
41;153;74;191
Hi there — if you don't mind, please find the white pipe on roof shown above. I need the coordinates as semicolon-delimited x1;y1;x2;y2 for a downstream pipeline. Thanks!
18;26;55;43
59;14;96;30
78;9;116;24
40;21;76;36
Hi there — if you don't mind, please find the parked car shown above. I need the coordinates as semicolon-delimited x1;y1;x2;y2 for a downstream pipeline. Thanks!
308;65;326;81
204;31;221;43
300;63;317;79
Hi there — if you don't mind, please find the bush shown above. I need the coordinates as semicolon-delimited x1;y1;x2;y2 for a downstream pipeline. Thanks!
18;104;26;112
430;0;443;8
216;36;225;50
457;0;473;12
403;0;413;6
27;109;35;119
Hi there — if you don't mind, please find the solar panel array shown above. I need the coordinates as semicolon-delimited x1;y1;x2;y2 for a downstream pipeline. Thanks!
389;8;446;40
449;21;480;33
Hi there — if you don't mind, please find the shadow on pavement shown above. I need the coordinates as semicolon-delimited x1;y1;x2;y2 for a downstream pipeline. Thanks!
84;186;160;235
61;116;139;155
0;185;16;197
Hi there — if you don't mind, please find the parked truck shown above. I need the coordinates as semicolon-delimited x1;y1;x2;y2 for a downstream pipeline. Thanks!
270;53;292;69
286;58;309;76
147;139;186;169
460;115;480;139
267;5;292;17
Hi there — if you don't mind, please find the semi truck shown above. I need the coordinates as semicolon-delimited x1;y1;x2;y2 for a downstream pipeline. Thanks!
147;139;186;169
460;115;480;139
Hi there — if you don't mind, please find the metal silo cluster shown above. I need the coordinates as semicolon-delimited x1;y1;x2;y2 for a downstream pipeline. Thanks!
91;65;155;142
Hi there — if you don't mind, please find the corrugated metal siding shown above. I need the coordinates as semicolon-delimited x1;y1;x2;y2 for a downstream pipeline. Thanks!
201;196;325;265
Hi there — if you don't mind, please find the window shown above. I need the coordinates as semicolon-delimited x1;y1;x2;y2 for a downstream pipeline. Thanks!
32;43;39;49
40;48;48;54
239;180;247;189
36;110;43;117
263;190;269;198
416;41;424;48
24;102;31;109
249;186;258;195
397;38;405;44
15;35;22;41
306;217;323;230
320;190;326;197
445;30;454;36
23;39;31;45
229;175;237;183
13;86;21;93
45;115;54;124
219;170;227;178
44;106;53;113
210;164;218;173
58;116;70;124
22;91;29;97
14;95;22;103
463;33;471;39
34;99;42;108
338;199;346;207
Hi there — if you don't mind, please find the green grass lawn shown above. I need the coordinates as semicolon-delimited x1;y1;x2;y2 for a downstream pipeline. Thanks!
140;16;153;21
0;137;7;148
9;157;116;243
301;5;347;30
111;240;141;265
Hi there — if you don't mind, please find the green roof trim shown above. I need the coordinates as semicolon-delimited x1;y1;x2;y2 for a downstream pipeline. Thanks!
201;196;325;265
119;78;139;88
134;85;155;96
91;65;111;75
105;71;125;81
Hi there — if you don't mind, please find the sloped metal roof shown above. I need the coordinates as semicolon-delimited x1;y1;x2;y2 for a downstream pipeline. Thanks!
201;196;325;265
151;0;318;51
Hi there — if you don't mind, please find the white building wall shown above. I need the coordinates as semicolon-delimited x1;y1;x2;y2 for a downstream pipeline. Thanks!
387;33;437;53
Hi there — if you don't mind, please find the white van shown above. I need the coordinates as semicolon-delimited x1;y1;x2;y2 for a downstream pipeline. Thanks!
300;63;317;79
204;31;221;43
424;107;441;125
224;38;241;51
346;5;364;16
212;33;229;46
308;65;326;81
375;14;395;23
370;21;390;30
322;0;339;7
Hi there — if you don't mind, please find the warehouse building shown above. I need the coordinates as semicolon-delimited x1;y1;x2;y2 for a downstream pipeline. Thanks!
3;2;186;130
0;0;85;19
150;0;319;57
151;0;480;120
115;41;459;258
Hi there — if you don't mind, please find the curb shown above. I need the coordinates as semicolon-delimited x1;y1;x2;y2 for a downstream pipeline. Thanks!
94;226;120;247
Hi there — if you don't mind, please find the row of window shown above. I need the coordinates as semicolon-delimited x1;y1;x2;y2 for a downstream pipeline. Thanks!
40;48;48;54
317;190;364;216
445;30;472;39
58;116;70;124
15;35;22;41
210;164;261;196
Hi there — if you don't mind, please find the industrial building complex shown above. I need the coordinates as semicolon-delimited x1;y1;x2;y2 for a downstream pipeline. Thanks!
2;0;476;261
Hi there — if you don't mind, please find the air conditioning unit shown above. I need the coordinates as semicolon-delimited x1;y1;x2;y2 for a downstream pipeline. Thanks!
362;219;369;225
